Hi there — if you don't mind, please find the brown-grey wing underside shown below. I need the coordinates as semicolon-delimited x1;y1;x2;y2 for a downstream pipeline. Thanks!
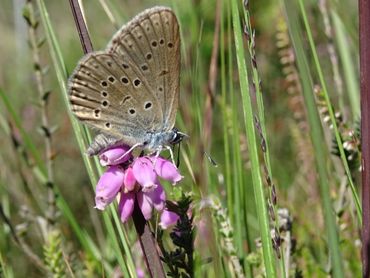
108;6;180;131
68;51;163;146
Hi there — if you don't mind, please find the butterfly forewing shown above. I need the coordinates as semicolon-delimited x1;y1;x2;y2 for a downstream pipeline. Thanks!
69;51;163;142
108;7;180;131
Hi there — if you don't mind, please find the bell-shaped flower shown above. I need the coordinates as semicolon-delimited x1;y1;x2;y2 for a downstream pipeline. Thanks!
123;167;136;192
159;209;179;229
152;156;183;185
118;190;135;223
95;165;124;210
137;184;166;220
133;157;158;192
145;183;166;211
99;145;132;166
137;191;153;220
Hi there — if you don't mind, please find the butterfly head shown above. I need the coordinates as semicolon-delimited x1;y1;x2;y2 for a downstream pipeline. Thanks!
144;128;187;152
169;128;188;145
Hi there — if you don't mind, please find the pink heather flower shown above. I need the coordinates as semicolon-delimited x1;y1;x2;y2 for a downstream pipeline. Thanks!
123;167;136;192
152;156;183;185
118;191;135;223
99;145;132;166
145;183;166;211
159;209;180;229
95;165;125;210
136;268;145;278
133;157;158;192
137;184;166;220
137;191;153;220
93;144;183;223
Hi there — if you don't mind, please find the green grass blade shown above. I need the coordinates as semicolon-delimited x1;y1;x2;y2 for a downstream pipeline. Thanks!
283;1;345;276
331;11;360;118
231;0;276;276
298;0;361;224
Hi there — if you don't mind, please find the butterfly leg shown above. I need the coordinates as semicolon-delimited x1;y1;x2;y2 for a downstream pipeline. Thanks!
151;146;163;167
164;145;176;166
115;142;144;161
152;146;176;166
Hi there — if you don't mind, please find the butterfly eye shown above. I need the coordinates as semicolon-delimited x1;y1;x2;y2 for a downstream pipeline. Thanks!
101;81;108;87
122;63;129;69
108;76;115;83
151;41;158;47
141;64;149;71
105;122;111;129
168;42;174;48
146;53;152;60
159;39;164;45
101;91;108;97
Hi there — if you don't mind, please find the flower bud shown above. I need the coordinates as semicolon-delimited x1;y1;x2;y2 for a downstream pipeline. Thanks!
159;209;179;229
118;191;135;223
95;166;124;210
133;157;158;192
123;167;136;191
152;157;183;185
99;145;132;166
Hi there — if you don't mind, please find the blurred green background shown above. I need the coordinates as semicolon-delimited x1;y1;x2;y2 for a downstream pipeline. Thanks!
0;0;361;277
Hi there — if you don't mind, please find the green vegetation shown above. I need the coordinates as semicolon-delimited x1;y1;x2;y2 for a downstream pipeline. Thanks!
0;0;361;277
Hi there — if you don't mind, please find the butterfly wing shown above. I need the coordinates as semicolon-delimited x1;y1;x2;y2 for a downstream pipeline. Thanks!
68;51;164;146
108;6;180;131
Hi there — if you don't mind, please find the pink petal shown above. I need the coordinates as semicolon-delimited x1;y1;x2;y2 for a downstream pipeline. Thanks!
136;268;145;278
144;184;166;212
95;166;124;210
123;167;136;192
118;191;135;223
137;191;153;220
152;156;183;185
133;157;158;192
99;145;132;166
159;209;180;229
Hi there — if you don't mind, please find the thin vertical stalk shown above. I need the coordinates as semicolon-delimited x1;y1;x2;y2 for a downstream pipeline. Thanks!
231;0;276;276
359;0;370;276
283;0;344;276
331;11;360;118
318;0;345;111
242;4;286;276
298;0;361;224
26;0;56;228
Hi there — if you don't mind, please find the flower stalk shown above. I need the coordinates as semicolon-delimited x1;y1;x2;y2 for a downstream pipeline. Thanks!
24;0;57;229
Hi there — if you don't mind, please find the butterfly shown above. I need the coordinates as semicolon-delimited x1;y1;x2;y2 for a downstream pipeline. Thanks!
68;6;186;157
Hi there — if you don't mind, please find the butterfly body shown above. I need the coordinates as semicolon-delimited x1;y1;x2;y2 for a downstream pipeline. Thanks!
68;7;184;155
